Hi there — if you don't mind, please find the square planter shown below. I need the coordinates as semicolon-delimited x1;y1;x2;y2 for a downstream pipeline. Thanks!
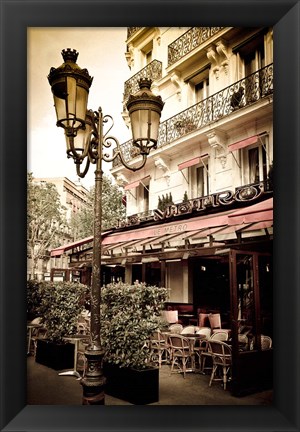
104;362;159;405
35;339;74;371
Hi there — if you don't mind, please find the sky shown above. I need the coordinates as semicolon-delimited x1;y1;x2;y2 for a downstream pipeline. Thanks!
28;28;132;189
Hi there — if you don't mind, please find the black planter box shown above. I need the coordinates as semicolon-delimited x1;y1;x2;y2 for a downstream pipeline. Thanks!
104;362;159;405
35;339;74;371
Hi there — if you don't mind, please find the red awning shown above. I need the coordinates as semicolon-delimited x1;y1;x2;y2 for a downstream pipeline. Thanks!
178;154;208;170
51;236;93;257
124;176;150;191
228;135;258;152
124;180;140;191
228;198;273;225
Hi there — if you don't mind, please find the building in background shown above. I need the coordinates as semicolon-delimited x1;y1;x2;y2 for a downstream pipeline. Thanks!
28;177;90;280
51;27;273;395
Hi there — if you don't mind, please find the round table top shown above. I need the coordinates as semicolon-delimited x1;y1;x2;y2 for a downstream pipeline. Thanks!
63;334;90;341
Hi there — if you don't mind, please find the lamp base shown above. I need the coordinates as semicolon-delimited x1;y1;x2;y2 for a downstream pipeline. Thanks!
81;348;106;405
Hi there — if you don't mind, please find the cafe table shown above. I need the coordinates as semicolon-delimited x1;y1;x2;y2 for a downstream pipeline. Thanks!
58;334;89;379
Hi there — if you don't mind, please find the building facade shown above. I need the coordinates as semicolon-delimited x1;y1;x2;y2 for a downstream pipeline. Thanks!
28;177;90;280
51;27;273;395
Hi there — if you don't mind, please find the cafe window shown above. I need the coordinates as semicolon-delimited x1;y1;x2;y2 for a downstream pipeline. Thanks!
137;181;149;213
141;40;153;66
242;140;267;184
189;160;209;198
185;66;210;105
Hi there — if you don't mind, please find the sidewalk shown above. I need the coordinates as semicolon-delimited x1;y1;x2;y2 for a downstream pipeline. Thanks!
27;356;273;405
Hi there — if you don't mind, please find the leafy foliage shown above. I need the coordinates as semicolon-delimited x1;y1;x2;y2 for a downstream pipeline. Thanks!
70;174;126;239
27;173;69;278
101;282;169;369
183;191;189;202
27;279;43;319
28;280;89;343
157;192;174;211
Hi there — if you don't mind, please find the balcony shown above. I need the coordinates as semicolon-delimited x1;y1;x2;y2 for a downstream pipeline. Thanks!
127;27;142;39
123;60;163;101
168;27;223;67
113;64;273;168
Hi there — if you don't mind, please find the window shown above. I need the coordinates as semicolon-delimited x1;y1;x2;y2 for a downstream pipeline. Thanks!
234;32;266;103
185;66;210;105
141;41;153;67
195;78;209;103
189;160;209;198
243;140;268;184
137;181;149;213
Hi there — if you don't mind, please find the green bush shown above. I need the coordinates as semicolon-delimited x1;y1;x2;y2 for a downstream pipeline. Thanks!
101;282;169;369
27;280;89;343
27;279;43;319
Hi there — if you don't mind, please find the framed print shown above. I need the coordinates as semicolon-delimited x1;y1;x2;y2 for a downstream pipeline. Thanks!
1;0;299;431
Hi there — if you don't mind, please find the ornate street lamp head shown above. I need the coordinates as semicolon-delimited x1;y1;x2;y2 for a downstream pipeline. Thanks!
48;49;93;136
126;78;164;155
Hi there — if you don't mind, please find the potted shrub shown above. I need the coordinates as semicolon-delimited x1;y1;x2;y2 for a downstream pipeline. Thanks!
101;282;169;404
32;280;89;370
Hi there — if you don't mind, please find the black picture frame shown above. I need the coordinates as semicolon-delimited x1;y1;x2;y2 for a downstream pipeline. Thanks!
1;1;299;431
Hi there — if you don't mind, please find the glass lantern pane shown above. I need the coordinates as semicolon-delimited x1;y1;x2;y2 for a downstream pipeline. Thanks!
66;76;77;127
130;109;149;141
149;111;160;142
54;94;67;123
76;86;89;126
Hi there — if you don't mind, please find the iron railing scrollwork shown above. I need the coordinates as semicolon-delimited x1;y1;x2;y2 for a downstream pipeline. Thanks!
168;27;223;67
123;60;163;102
127;27;142;39
114;64;273;167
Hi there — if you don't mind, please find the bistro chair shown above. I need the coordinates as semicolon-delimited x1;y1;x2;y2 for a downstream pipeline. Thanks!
193;328;211;370
162;310;179;324
168;334;194;378
196;327;212;339
208;313;222;330
181;325;199;335
261;335;272;350
77;336;90;376
199;331;229;374
198;312;210;328
149;330;169;367
210;331;229;342
208;340;232;390
32;327;48;359
168;323;183;334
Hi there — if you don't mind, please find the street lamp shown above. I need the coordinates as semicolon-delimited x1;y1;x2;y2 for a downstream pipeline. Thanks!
48;48;164;405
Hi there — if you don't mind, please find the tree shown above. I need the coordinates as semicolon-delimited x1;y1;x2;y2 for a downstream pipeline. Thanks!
70;174;126;240
27;173;69;279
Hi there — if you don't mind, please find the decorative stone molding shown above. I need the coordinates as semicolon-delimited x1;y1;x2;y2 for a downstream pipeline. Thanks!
125;44;134;70
115;174;129;187
206;129;228;169
170;71;182;101
154;157;171;185
207;41;229;78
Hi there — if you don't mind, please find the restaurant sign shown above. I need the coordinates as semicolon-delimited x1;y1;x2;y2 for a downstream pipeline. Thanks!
119;181;270;228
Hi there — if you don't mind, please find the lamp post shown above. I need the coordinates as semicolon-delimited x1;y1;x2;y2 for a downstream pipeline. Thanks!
47;48;164;405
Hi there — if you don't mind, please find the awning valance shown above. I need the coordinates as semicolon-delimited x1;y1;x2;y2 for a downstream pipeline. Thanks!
228;135;258;152
178;154;208;170
124;175;150;191
51;236;93;257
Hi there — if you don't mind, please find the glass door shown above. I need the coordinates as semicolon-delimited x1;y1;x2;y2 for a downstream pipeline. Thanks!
229;249;273;395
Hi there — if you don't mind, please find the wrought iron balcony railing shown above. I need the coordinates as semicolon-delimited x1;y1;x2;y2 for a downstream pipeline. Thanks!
127;27;142;39
123;60;163;101
168;27;223;67
114;63;273;168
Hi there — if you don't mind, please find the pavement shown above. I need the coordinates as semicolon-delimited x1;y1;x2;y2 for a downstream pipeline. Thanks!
27;355;273;406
